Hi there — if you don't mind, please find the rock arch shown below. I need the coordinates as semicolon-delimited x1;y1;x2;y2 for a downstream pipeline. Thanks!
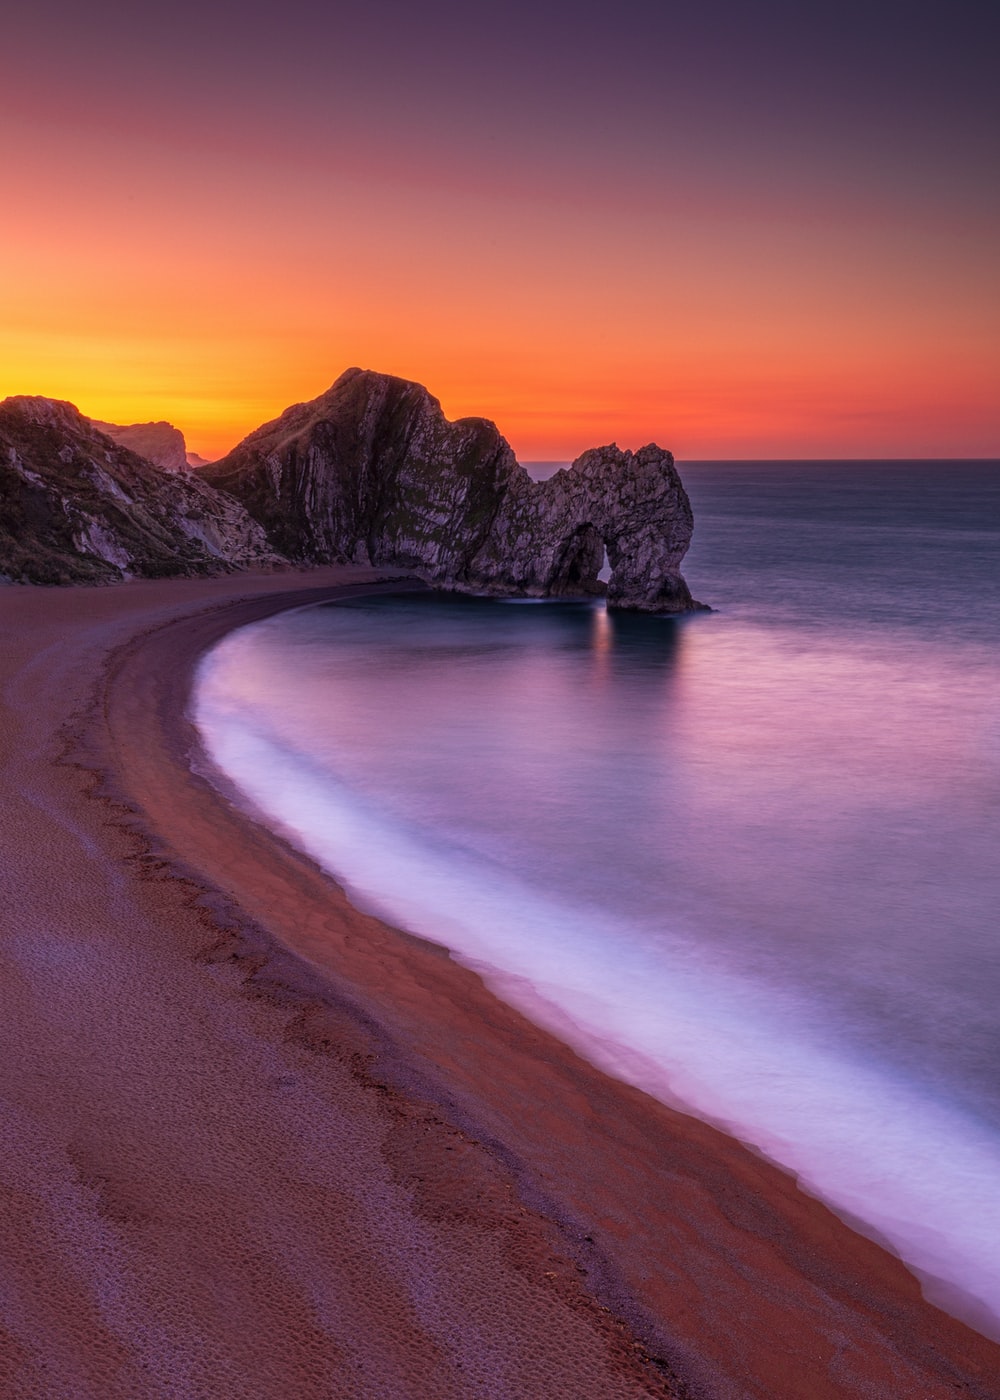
201;370;703;612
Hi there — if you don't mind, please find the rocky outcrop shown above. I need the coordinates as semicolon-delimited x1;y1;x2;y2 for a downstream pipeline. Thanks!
1;372;700;607
0;398;280;584
202;368;700;611
469;444;698;612
200;368;515;572
90;418;190;472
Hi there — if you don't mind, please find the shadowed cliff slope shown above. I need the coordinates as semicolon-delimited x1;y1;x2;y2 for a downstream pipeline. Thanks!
0;398;279;584
202;368;700;611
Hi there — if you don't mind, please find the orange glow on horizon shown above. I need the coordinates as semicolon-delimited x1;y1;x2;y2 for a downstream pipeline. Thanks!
2;89;997;463
3;350;996;465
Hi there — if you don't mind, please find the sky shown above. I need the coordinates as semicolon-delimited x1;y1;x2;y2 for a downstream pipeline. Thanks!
1;0;997;460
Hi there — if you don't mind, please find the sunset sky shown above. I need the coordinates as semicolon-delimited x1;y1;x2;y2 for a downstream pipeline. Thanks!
2;0;997;460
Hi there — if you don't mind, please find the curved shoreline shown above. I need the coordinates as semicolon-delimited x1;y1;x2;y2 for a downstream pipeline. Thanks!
2;568;999;1397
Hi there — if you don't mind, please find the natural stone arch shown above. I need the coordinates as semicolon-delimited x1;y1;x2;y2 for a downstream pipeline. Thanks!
202;371;702;612
545;523;605;596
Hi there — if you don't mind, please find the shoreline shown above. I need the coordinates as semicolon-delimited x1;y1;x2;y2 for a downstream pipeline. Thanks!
2;568;999;1397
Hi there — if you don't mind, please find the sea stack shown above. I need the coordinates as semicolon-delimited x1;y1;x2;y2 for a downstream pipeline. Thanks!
201;368;701;612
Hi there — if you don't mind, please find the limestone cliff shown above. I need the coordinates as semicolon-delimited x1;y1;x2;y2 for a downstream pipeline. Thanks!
202;368;700;611
2;372;701;607
0;397;280;584
90;418;190;472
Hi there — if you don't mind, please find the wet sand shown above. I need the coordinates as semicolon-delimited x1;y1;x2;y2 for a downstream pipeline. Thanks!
1;567;999;1399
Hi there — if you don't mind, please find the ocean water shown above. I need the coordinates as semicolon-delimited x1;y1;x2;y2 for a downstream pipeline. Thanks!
193;460;1000;1337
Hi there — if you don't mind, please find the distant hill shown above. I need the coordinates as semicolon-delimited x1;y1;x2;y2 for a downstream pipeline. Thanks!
90;418;190;472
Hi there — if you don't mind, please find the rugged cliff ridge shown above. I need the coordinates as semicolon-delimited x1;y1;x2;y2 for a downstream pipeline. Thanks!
0;398;279;584
202;368;700;611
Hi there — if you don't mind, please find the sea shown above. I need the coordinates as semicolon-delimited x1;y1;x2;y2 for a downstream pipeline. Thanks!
193;459;1000;1338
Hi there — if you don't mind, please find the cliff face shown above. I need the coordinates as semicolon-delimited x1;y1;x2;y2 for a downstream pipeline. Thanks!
202;368;700;611
2;372;700;608
90;418;190;472
0;398;279;584
200;368;516;574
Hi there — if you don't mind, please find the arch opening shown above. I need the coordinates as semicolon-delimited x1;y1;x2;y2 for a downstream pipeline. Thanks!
546;524;606;596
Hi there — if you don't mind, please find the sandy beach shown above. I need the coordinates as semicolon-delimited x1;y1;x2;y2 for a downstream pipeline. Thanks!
2;567;999;1400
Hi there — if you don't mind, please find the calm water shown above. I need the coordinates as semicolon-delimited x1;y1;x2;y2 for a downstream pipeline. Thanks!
194;460;1000;1336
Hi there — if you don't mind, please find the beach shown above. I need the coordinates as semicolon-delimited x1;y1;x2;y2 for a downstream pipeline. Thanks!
2;568;999;1399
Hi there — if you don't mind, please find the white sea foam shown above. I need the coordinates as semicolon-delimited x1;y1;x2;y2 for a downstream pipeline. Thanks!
194;657;1000;1340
